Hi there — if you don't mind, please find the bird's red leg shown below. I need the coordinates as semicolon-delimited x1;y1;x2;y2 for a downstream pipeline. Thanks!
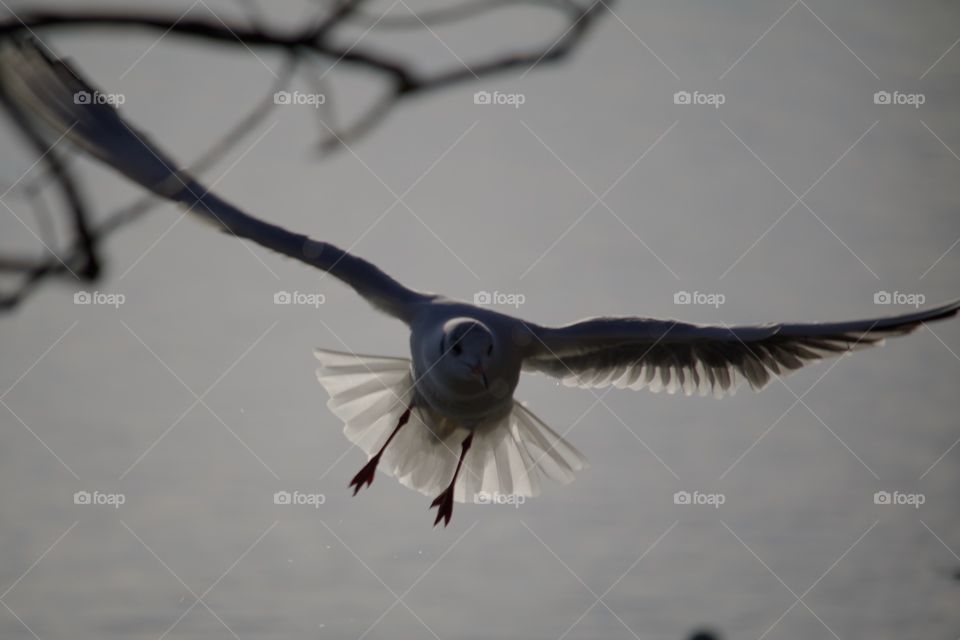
349;405;412;495
430;433;474;527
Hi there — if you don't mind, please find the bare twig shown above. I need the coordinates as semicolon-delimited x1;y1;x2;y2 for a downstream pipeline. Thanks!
0;0;608;311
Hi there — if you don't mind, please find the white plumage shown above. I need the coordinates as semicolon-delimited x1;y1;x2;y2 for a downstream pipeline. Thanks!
314;349;586;504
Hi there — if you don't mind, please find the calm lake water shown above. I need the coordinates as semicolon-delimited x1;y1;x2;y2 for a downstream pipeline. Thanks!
2;1;959;638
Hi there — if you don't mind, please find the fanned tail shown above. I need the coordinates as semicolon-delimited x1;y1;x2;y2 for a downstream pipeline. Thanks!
314;349;587;503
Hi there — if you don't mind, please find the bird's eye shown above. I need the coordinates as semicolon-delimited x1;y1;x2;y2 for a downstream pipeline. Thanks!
452;343;462;356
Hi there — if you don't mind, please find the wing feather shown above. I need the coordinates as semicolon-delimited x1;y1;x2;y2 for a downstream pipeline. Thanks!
0;39;429;321
523;300;960;397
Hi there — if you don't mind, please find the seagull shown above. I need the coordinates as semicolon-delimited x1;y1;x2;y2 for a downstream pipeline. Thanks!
2;40;957;527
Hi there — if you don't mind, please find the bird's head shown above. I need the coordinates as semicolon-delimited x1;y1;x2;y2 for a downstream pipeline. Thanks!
437;318;496;391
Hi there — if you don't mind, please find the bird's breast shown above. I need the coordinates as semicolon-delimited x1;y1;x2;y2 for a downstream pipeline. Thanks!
412;366;514;428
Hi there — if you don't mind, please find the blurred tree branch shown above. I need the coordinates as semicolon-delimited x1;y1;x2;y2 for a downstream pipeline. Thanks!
0;0;608;310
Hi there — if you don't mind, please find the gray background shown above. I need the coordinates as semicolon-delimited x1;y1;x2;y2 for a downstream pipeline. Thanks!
1;1;959;638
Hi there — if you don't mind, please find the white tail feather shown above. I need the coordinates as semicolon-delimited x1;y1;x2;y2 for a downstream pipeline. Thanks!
314;349;587;503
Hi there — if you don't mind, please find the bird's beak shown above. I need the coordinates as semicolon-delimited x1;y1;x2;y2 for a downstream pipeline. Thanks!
470;364;489;389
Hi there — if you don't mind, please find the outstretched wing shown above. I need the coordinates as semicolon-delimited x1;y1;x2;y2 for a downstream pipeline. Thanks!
0;39;430;322
522;300;960;398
